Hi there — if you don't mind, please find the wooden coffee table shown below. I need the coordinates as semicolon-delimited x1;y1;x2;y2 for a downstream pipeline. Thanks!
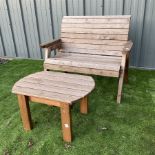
12;71;95;142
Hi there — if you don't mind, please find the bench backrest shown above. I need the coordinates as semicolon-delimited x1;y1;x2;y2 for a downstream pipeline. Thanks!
61;16;131;57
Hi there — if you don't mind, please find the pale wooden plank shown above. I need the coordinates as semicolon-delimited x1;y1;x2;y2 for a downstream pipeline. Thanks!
62;43;124;51
45;58;120;71
63;15;131;19
61;33;128;41
60;48;122;56
28;71;94;85
52;54;121;65
13;86;79;103
52;53;121;65
61;28;129;35
61;38;127;46
21;77;94;91
55;52;122;61
15;81;88;97
45;58;120;69
61;23;130;29
44;64;119;77
28;73;94;86
36;70;94;81
62;18;130;24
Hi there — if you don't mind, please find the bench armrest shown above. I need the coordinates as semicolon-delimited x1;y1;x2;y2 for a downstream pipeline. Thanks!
122;40;133;54
40;39;61;50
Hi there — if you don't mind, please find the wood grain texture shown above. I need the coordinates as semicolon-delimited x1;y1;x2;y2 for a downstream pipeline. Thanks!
80;96;88;114
117;53;127;103
63;16;131;19
17;95;32;131
60;103;72;142
45;53;121;71
62;18;130;24
29;96;61;107
62;23;129;29
60;48;122;56
61;33;128;41
61;28;129;35
41;15;133;103
44;64;119;77
123;41;133;53
12;71;95;104
61;38;128;46
62;43;124;51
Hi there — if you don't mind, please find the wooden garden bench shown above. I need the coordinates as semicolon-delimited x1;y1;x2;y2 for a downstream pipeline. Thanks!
40;16;133;103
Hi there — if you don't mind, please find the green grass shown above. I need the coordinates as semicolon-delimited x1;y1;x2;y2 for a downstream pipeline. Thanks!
0;59;155;155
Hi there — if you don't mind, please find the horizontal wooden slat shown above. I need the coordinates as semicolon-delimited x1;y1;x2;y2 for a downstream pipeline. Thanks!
61;38;127;46
45;58;120;71
53;53;121;64
36;70;93;81
28;72;94;86
15;81;87;97
61;33;128;41
13;86;78;103
55;52;122;61
60;48;122;56
62;18;130;24
62;43;124;51
12;71;95;104
44;64;119;77
63;16;131;19
61;28;129;35
62;23;129;29
21;77;94;91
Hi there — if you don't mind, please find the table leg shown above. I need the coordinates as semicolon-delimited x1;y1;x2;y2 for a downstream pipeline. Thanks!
17;95;32;131
80;96;88;114
60;103;72;142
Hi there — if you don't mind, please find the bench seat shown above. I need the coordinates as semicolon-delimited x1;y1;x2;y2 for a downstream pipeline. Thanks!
44;53;121;77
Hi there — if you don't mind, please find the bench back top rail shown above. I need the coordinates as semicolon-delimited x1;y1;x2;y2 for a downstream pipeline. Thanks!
61;15;131;57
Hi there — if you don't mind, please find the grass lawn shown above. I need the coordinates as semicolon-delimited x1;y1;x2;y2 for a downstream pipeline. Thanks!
0;59;155;155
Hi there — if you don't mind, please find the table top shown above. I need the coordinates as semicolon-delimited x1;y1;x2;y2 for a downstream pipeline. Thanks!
12;71;95;104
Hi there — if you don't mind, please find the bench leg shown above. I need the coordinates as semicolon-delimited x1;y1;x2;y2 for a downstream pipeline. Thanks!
80;96;88;114
17;95;32;131
60;103;72;142
117;70;125;104
124;54;129;83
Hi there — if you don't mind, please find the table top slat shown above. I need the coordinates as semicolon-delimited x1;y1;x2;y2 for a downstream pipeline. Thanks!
12;71;95;104
21;77;93;91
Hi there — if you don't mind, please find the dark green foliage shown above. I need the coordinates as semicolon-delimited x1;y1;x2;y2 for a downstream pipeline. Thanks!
0;59;155;155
